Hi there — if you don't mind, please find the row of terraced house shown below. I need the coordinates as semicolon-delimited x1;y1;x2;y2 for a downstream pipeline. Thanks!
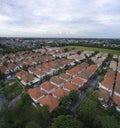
98;55;120;112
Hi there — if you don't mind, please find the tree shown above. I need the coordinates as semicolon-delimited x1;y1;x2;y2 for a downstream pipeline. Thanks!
59;95;71;107
78;99;100;128
69;90;79;105
21;92;32;105
52;105;71;117
37;105;50;121
25;121;41;128
77;51;81;55
64;48;69;52
51;115;83;128
23;65;29;71
0;70;5;80
100;116;119;128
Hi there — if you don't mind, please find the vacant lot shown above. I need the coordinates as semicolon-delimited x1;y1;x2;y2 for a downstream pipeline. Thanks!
0;80;22;101
63;46;120;55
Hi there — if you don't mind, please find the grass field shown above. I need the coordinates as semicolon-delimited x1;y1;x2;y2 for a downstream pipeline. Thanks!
1;80;22;101
63;46;120;55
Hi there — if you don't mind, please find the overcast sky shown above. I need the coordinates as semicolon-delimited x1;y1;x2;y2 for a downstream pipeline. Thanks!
0;0;120;38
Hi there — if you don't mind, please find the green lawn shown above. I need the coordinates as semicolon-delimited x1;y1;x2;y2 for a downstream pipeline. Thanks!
63;46;120;55
1;80;22;101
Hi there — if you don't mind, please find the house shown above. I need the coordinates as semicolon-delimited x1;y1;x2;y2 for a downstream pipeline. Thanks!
87;64;98;75
27;87;45;103
16;70;28;80
67;54;85;62
7;63;20;72
42;67;53;76
59;73;71;82
40;81;56;94
39;95;59;112
52;88;68;99
98;69;115;92
82;50;94;57
63;82;78;92
98;88;110;102
109;61;117;71
77;62;89;70
78;70;91;82
66;67;79;77
28;67;36;74
21;74;39;86
50;77;65;87
33;70;46;79
117;63;120;72
71;77;85;88
0;66;9;75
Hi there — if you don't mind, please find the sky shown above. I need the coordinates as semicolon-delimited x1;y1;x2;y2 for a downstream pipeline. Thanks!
0;0;120;38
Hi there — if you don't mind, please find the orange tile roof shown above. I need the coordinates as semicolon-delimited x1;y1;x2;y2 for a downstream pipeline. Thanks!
71;77;84;86
59;73;71;80
78;70;90;80
28;87;45;100
50;77;65;85
39;95;59;112
113;94;120;107
52;88;69;98
104;75;114;84
66;69;78;76
16;70;28;78
101;80;113;90
98;88;110;101
0;66;8;73
34;70;45;76
63;82;78;91
40;81;56;91
22;74;34;83
7;63;16;69
87;64;98;73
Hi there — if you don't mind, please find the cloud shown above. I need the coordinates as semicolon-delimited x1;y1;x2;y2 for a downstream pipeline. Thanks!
0;0;120;38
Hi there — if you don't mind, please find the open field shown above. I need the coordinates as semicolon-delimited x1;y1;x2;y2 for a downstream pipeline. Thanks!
0;80;22;101
63;46;120;55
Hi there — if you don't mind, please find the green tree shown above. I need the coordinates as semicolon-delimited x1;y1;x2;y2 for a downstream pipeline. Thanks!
23;65;29;71
77;51;81;55
69;90;79;105
37;105;50;121
51;115;83;128
60;95;71;107
64;48;69;52
25;121;41;128
78;98;100;128
0;70;5;80
100;116;119;128
21;92;32;105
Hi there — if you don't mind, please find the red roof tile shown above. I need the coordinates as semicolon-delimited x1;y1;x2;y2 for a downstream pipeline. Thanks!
28;87;45;100
71;77;84;86
63;82;78;91
101;80;113;90
52;88;68;98
40;81;56;91
113;94;120;107
39;95;59;112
